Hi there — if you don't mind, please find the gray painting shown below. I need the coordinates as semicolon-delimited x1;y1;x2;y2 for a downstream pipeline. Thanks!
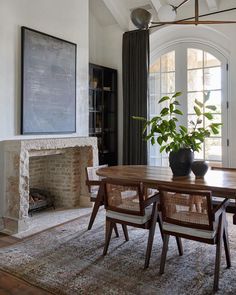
21;27;76;134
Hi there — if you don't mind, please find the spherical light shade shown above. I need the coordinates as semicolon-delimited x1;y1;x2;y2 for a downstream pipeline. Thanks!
131;8;152;29
158;5;177;22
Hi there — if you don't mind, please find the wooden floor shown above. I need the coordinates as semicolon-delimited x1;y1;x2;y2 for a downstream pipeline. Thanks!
0;233;52;295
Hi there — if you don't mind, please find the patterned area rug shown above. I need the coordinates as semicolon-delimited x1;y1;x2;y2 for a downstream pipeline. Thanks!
0;210;235;295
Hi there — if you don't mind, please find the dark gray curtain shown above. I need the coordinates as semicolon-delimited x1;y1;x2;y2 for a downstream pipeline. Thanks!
122;30;149;165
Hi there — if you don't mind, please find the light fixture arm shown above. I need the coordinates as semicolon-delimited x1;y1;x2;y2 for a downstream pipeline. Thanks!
175;0;191;10
151;7;236;27
195;0;199;22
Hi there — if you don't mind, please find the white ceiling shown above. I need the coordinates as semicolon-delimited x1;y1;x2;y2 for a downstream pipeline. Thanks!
90;0;234;31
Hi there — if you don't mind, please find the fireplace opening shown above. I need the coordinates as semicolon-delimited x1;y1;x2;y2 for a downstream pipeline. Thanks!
29;188;55;215
28;148;81;216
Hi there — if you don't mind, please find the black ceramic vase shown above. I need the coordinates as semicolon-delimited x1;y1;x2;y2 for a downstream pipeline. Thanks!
169;148;194;177
191;160;209;178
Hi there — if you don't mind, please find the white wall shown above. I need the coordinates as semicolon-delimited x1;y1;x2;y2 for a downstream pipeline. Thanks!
0;0;89;139
0;0;89;220
89;10;124;163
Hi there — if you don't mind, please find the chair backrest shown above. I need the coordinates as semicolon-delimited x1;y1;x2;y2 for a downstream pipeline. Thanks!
103;179;146;216
86;164;108;193
158;185;214;231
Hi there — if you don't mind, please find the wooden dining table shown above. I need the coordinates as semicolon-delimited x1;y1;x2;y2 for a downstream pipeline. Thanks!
97;165;236;224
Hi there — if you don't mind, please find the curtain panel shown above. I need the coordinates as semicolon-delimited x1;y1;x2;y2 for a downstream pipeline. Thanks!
122;30;149;165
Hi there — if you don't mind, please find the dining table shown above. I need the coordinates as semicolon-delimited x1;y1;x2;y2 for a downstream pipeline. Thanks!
97;165;236;224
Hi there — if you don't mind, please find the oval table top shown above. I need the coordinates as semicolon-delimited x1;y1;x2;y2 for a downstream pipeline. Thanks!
97;165;236;198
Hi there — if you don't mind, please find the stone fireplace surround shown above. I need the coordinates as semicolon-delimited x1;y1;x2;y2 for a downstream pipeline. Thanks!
0;137;98;234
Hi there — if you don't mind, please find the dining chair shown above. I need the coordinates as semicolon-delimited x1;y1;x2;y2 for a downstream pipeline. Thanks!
85;164;118;236
158;185;231;292
102;179;165;269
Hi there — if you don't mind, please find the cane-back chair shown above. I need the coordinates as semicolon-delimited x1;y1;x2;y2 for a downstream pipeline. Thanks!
158;185;231;292
211;166;236;224
102;178;162;269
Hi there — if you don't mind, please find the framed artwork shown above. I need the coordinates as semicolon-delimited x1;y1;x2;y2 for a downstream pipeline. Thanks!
21;27;77;134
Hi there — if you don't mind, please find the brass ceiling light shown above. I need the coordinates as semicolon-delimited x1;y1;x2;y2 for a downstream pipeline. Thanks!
131;0;236;29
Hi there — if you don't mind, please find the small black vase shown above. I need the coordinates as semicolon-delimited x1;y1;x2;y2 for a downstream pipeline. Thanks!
191;160;209;178
169;148;194;177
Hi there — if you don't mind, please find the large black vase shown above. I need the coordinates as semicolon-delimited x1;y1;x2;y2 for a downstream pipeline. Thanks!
169;148;194;177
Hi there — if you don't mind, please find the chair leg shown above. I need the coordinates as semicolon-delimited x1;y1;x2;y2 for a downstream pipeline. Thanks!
176;237;183;256
223;213;231;268
122;224;129;241
160;234;170;275
214;214;224;292
144;215;157;269
157;213;164;241
87;200;102;230
114;224;119;238
103;219;113;256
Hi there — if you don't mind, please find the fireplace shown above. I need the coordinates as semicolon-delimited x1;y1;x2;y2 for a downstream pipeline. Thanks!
0;137;98;234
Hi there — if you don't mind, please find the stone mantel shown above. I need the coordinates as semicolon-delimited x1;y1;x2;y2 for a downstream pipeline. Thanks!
0;137;98;234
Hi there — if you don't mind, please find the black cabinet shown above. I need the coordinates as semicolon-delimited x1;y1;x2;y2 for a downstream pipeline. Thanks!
89;63;118;166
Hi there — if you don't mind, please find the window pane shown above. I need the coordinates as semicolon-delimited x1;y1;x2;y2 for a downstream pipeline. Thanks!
188;69;203;91
206;90;221;112
149;158;162;166
150;95;161;116
150;73;160;95
204;52;221;67
188;92;203;114
161;72;175;93
150;58;160;73
188;48;203;69
205;138;222;161
161;51;175;72
204;67;221;90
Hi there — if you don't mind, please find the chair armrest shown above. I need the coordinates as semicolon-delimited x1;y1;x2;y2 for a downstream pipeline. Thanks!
86;180;101;186
144;193;160;207
212;198;230;221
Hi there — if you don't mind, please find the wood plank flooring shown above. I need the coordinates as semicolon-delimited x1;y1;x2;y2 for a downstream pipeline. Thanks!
0;233;52;295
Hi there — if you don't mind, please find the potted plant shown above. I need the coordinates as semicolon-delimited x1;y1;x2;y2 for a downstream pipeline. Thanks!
133;92;222;177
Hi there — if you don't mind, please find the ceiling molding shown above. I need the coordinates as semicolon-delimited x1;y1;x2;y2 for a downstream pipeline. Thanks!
206;0;219;12
150;0;162;14
102;0;130;31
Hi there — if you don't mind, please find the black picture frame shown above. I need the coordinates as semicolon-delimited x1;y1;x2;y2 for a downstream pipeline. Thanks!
21;27;77;134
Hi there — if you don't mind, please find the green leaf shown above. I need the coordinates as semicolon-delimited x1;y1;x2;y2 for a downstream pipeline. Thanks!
170;103;174;113
205;105;217;111
151;137;155;145
210;126;219;134
132;116;146;121
195;99;203;108
172;92;182;98
160;146;166;153
158;96;170;103
194;106;201;116
197;118;202;124
172;100;180;105
160;108;169;116
179;125;187;133
157;136;163;146
173;109;183;115
204;91;210;102
204;113;213;120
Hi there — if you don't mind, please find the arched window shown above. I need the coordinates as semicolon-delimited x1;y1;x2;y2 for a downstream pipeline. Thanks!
149;43;228;167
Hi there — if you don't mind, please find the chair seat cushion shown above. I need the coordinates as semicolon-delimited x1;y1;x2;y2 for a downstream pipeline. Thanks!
163;222;216;239
106;205;153;225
